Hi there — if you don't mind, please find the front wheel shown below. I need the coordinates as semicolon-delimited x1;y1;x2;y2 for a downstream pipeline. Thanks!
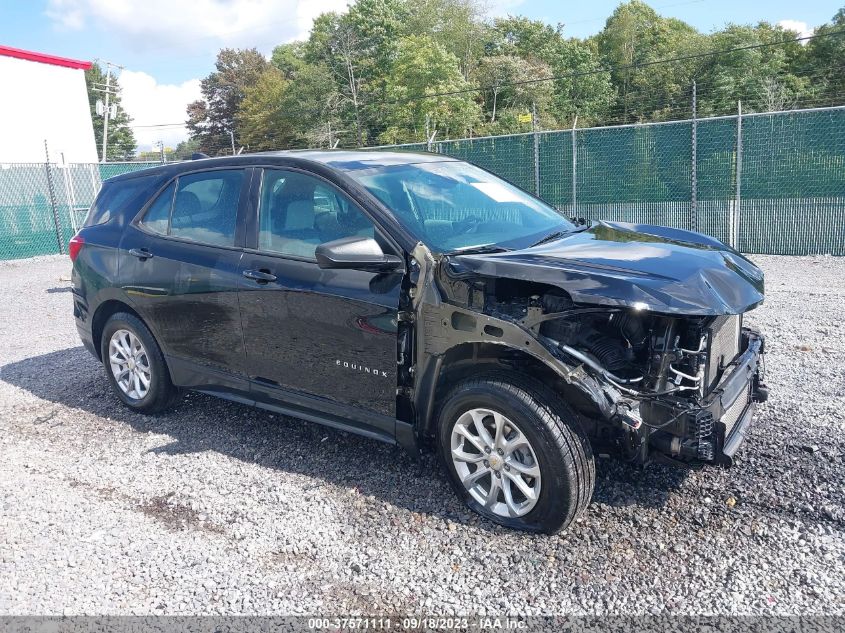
100;312;180;414
437;374;595;534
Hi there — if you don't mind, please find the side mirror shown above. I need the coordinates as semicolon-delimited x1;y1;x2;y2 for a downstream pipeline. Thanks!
316;236;404;272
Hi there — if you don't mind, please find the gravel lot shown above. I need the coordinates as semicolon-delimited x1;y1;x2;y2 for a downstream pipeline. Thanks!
0;254;842;616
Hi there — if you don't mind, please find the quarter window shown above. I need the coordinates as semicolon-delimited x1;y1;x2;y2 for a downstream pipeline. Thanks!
85;175;157;227
258;169;374;259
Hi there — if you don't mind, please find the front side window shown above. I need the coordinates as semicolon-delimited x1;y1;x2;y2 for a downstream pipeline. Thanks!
349;160;574;253
258;169;374;259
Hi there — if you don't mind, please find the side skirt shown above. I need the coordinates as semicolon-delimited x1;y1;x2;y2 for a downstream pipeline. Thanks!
167;355;409;449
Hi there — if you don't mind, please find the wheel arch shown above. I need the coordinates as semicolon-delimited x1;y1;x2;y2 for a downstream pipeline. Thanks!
91;300;159;362
415;342;603;441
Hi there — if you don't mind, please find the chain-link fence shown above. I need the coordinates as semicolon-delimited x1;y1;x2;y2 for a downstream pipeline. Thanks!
384;105;845;256
2;105;844;260
0;162;160;260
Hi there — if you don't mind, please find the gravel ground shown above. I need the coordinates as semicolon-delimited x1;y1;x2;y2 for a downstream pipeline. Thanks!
0;254;842;616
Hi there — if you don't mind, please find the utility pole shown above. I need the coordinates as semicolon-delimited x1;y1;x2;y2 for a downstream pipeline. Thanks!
229;130;236;155
156;140;166;164
92;60;123;162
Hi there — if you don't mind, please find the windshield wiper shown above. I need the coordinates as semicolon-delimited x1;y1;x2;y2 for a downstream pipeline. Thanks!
447;244;511;256
529;230;567;248
529;223;590;248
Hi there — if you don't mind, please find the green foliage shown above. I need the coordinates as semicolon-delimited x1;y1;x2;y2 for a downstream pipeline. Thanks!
186;0;845;150
237;67;295;151
697;23;811;116
186;48;269;155
379;35;481;144
475;55;552;126
270;42;308;80
550;39;615;125
85;63;137;161
805;9;845;101
596;1;707;122
172;138;202;160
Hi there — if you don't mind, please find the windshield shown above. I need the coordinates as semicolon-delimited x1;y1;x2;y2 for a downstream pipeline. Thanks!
348;160;575;253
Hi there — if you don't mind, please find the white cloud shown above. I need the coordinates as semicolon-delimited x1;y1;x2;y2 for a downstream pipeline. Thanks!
46;0;349;52
777;19;814;40
118;70;201;150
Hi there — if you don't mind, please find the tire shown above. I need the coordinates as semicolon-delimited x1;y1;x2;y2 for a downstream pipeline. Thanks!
437;373;595;534
100;312;180;414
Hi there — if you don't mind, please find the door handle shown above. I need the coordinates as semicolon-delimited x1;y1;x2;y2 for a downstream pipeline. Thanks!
243;269;277;283
128;248;153;260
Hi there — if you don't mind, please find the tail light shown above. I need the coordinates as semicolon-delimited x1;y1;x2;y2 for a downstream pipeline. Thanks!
69;234;85;262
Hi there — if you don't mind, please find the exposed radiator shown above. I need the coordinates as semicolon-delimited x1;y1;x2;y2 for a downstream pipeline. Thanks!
705;315;742;392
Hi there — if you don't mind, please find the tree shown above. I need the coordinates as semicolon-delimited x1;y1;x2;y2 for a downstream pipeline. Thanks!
271;41;308;80
84;63;137;161
550;39;614;125
379;35;481;144
698;23;810;116
484;17;613;126
186;48;269;155
407;0;489;79
475;55;552;126
487;16;567;66
285;64;346;148
802;8;844;107
172;138;201;160
236;67;296;151
596;1;705;122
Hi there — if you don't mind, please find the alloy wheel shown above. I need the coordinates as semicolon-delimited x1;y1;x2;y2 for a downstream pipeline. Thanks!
108;329;152;400
450;408;542;518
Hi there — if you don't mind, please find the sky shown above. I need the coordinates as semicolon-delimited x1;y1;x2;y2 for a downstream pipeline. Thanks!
0;0;841;150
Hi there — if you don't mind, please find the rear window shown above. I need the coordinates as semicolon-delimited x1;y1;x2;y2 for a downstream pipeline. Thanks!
84;175;158;227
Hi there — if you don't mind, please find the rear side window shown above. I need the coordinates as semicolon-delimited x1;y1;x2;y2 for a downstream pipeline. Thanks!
170;170;244;247
138;170;244;247
84;175;157;227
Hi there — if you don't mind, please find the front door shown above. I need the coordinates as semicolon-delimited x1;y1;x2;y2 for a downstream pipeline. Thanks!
237;168;402;431
119;168;251;389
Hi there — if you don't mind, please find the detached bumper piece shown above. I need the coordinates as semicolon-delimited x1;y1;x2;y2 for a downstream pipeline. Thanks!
648;329;766;466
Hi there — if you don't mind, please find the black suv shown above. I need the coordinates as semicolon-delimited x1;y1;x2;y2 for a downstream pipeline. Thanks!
71;151;767;533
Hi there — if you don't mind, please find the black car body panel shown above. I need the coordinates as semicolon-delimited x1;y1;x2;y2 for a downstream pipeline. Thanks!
449;221;764;316
71;150;767;469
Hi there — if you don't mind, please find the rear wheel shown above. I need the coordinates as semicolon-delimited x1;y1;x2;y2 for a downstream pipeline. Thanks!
100;312;180;414
437;374;594;533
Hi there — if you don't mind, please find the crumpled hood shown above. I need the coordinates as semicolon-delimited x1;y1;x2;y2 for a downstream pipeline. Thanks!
449;221;765;315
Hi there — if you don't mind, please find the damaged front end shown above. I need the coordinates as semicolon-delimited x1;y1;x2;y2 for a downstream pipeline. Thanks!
481;285;767;467
408;224;768;467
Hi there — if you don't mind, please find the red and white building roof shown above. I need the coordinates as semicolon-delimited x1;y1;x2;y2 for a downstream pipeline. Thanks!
0;45;98;163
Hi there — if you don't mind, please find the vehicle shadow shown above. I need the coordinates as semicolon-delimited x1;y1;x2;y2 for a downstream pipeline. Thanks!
1;346;688;529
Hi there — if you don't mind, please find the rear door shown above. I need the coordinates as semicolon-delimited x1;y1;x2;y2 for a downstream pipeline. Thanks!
119;167;252;390
237;167;403;432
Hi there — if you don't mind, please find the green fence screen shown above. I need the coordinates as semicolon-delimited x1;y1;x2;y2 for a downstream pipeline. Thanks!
0;162;161;260
391;105;845;256
2;106;844;260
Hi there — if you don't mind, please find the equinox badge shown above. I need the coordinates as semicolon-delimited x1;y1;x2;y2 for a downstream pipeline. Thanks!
336;359;389;378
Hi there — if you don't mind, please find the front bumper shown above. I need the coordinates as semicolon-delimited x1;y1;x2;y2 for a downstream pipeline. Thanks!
648;328;767;465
